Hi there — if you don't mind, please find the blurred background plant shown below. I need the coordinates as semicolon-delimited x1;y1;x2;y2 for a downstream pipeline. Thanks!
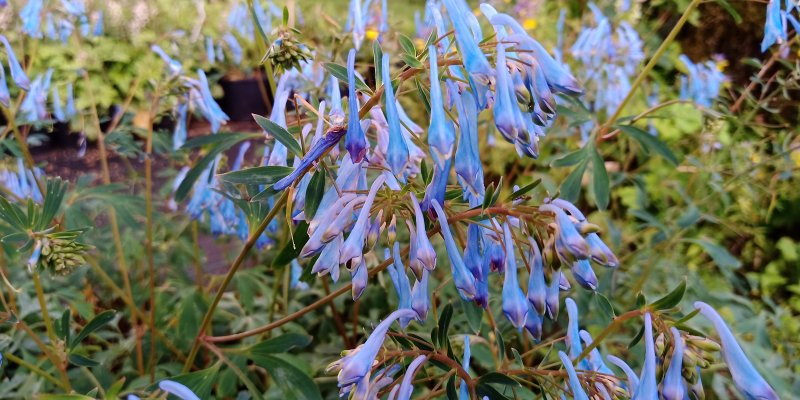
0;0;797;399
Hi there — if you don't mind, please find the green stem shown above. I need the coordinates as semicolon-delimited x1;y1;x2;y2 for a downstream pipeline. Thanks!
3;352;65;389
597;0;703;137
182;190;290;372
32;272;56;343
144;89;161;383
572;310;642;366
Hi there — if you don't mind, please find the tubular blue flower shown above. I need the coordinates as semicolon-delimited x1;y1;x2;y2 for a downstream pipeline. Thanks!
52;85;65;122
366;210;383;251
545;269;561;319
273;124;348;190
606;355;639;393
527;238;546;315
173;102;188;150
20;0;44;38
426;47;455;169
339;175;386;265
431;200;477;300
194;69;229;133
633;313;657;400
388;242;413;328
348;0;366;49
311;234;342;282
459;335;471;400
524;304;543;341
158;380;200;400
501;222;528;330
421;158;450;214
678;55;726;108
290;259;309;291
346;49;368;162
310;158;361;233
365;364;401;399
585;232;619;268
151;44;183;76
222;33;243;64
565;298;583;361
578;330;614;375
92;10;103;36
571;259;598;291
441;0;493;105
351;258;368;300
395;355;428;400
382;53;410;177
328;309;418;387
0;35;30;90
1;65;10;107
662;328;686;400
761;0;785;52
493;44;525;144
411;269;430;321
464;224;487;307
541;204;590;262
453;89;485;202
558;351;590;400
694;301;778;400
483;230;505;273
409;192;437;276
206;37;216;64
65;83;75;118
303;194;358;256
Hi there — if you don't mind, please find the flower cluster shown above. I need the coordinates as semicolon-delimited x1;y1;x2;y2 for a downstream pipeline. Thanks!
678;54;727;108
761;0;800;52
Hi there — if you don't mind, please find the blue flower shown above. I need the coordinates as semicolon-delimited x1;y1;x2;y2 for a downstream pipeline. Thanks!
0;65;10;107
584;232;619;268
545;269;561;319
311;234;342;282
606;354;639;394
661;327;686;400
578;330;614;375
459;335;471;400
526;238;546;315
524;304;543;341
273;124;348;190
348;0;366;49
421;158;450;215
565;298;584;363
431;200;477;300
409;192;437;277
346;49;368;163
382;53;410;178
290;260;309;291
395;355;428;400
761;0;786;52
694;301;778;400
464;224;488;308
411;269;430;321
339;175;386;265
173;102;189;150
541;204;590;262
453;89;485;203
388;243;413;328
20;0;44;38
570;259;598;291
151;45;183;76
501;222;528;330
351;257;368;300
633;313;657;400
678;55;726;108
158;380;200;400
327;309;418;387
0;35;30;90
426;46;455;169
223;34;243;65
442;0;493;106
558;351;590;400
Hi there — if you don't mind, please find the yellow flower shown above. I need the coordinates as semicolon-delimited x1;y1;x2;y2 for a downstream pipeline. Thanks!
366;29;379;41
523;18;537;30
716;59;729;72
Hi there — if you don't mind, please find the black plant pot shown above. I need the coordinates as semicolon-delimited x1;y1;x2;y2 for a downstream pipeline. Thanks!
219;75;275;122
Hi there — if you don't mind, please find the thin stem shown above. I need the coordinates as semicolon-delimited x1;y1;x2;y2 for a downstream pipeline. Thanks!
144;88;161;383
191;221;204;293
2;352;65;389
572;309;642;366
182;190;290;372
596;0;703;138
32;272;56;343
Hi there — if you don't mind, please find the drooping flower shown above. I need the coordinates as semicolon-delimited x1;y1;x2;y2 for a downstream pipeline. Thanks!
441;0;493;105
661;327;686;400
409;192;437;277
606;355;639;393
459;335;471;400
501;222;528;330
565;298;584;362
426;46;455;169
633;313;657;400
678;54;726;108
526;238;546;315
387;243;413;328
346;49;368;162
0;35;31;90
339;175;386;265
694;302;778;400
571;259;598;291
20;0;44;38
328;309;418;388
382;53;410;178
761;0;786;52
411;269;430;321
558;351;591;400
453;88;485;203
578;330;615;376
157;380;200;400
430;200;477;300
395;355;429;400
151;44;183;76
351;257;368;300
0;65;10;107
173;102;189;150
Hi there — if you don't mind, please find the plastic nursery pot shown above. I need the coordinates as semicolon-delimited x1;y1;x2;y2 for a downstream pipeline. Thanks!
218;73;275;122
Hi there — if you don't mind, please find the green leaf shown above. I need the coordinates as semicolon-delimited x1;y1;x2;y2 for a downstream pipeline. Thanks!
401;53;423;69
482;182;496;210
628;325;645;349
70;310;116;349
560;159;588;202
635;292;647;309
282;6;289;25
593;293;615;321
167;364;221;399
399;34;417;56
273;221;310;268
446;375;458;400
686;238;742;270
591;148;610;210
253;114;302;158
323;62;372;94
250;333;313;355
617;125;679;165
218;166;294;186
506;178;541;201
715;0;742;23
551;146;587;167
251;355;323;400
476;382;511;400
650;277;687;310
478;372;520;387
494;328;505;363
59;309;71;343
304;171;326;218
461;298;483;333
68;354;99;367
37;179;68;231
176;133;259;202
373;41;384;89
414;78;431;115
437;303;453;349
181;131;260;150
